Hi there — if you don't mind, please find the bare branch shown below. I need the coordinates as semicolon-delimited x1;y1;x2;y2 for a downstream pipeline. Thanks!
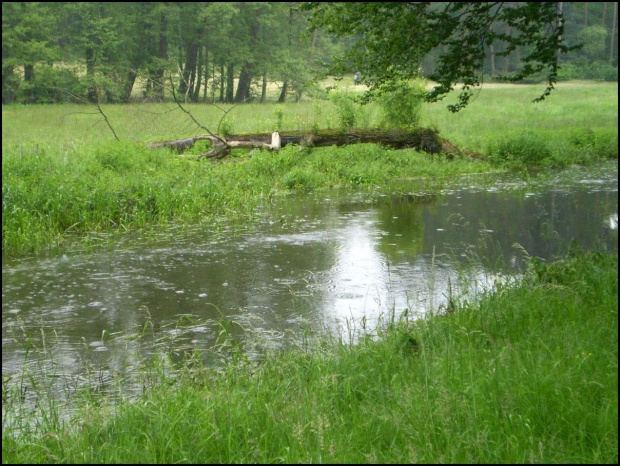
169;75;227;147
94;93;120;141
216;97;249;135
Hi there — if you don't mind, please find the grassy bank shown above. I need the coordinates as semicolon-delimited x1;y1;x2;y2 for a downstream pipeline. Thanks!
2;82;618;256
2;140;494;255
3;251;617;463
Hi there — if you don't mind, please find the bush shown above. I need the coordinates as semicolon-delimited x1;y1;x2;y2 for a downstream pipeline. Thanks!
219;118;235;138
591;131;619;159
557;63;580;81
585;61;618;82
569;128;597;148
379;79;425;129
17;66;85;104
558;58;618;82
280;168;322;191
329;91;358;128
487;131;552;167
273;108;284;131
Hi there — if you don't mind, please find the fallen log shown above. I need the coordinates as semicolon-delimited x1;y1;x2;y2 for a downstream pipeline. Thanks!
146;136;213;152
146;128;479;160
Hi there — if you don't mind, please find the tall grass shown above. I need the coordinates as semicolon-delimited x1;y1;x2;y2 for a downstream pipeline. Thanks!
2;135;492;257
2;82;617;255
3;250;617;463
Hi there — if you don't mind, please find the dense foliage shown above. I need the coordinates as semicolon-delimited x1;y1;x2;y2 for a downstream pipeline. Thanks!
2;2;618;106
2;2;339;105
305;2;617;111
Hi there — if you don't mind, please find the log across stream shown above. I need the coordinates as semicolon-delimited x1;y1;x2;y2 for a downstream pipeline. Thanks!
146;128;479;160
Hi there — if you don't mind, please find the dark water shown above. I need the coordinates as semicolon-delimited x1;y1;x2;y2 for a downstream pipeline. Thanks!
2;161;617;397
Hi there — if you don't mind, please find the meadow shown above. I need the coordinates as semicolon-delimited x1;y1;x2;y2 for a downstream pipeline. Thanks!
2;81;618;255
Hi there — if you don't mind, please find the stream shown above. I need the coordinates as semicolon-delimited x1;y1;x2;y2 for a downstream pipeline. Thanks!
2;161;617;400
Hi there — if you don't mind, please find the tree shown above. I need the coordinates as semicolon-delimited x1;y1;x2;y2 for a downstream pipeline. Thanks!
5;2;610;106
2;2;59;103
56;2;135;103
145;2;171;102
231;3;264;103
578;25;609;61
610;2;617;64
304;2;579;111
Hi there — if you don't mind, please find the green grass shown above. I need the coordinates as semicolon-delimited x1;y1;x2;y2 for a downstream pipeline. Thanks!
422;81;619;153
2;81;618;255
1;139;493;256
3;251;617;463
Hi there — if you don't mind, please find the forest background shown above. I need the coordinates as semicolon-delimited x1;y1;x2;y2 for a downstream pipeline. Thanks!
2;2;618;106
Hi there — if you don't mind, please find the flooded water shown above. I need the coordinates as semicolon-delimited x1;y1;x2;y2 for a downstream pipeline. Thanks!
2;161;618;398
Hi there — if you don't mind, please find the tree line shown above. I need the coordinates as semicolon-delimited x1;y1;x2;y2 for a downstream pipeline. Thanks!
2;2;618;106
482;2;618;82
2;2;342;105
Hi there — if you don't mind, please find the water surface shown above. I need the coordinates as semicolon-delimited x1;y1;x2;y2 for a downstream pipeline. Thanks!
2;161;617;396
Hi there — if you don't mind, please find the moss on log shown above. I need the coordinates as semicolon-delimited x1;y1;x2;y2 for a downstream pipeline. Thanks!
147;128;479;159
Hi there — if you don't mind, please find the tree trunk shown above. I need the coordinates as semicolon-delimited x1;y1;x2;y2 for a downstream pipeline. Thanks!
226;128;451;153
219;64;224;102
188;61;196;99
192;46;204;102
502;26;511;73
202;51;209;102
85;47;97;103
2;66;16;104
179;42;198;98
153;7;168;101
225;63;235;103
23;64;35;103
610;2;617;64
235;65;253;102
278;80;288;103
147;128;479;160
122;70;138;103
188;43;199;99
260;74;267;103
557;2;563;62
24;64;35;82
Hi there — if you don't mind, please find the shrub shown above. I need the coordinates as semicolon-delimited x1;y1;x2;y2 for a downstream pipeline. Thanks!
219;118;235;138
329;91;358;128
557;63;580;81
592;131;619;159
378;79;425;129
17;66;85;104
569;128;597;148
274;108;284;131
280;168;322;191
586;61;618;82
487;131;552;166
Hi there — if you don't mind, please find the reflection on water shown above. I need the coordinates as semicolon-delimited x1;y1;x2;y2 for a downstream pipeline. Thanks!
2;161;618;397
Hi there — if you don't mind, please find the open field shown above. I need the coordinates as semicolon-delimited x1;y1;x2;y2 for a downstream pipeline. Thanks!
2;81;618;255
3;81;617;146
3;250;617;463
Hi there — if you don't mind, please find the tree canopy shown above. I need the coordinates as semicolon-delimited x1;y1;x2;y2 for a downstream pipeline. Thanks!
2;2;617;106
304;2;580;111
